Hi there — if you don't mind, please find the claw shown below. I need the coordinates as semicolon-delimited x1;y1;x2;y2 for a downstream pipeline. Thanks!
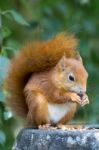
81;99;89;107
77;93;89;107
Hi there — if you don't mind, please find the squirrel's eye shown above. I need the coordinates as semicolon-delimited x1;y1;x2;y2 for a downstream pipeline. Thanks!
68;74;75;82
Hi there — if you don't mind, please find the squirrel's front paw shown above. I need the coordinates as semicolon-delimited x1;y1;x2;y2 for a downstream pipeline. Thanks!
70;93;82;105
80;94;89;107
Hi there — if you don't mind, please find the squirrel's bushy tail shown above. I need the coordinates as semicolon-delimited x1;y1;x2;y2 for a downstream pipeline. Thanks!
6;33;77;118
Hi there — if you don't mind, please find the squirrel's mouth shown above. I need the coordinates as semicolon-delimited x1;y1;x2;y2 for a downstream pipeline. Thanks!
69;89;84;100
77;93;84;100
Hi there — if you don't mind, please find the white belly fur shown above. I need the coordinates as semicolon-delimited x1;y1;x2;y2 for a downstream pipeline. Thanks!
48;102;72;124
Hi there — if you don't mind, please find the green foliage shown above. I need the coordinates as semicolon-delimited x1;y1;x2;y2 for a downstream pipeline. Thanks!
2;10;30;27
0;5;30;150
0;0;99;149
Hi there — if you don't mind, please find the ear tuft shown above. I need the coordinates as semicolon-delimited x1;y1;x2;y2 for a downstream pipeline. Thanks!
75;51;83;63
57;55;66;71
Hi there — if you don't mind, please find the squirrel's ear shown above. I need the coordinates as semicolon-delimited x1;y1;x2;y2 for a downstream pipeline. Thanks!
75;51;83;63
57;55;66;71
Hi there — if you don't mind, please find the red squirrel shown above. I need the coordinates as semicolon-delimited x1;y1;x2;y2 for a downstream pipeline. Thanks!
6;33;89;127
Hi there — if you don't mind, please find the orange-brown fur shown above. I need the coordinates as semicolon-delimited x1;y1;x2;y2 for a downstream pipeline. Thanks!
6;33;88;126
24;71;78;126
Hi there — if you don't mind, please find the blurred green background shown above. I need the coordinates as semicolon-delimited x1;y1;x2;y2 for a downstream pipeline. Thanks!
0;0;99;149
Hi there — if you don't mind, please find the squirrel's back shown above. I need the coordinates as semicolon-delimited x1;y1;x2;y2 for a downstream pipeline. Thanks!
6;33;77;118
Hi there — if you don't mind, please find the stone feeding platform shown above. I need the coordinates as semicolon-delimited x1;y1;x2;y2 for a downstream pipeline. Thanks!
13;125;99;150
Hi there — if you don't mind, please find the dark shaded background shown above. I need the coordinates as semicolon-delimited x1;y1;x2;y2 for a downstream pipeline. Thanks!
0;0;99;149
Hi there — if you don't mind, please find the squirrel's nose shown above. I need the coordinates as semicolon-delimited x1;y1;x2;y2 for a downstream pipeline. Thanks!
79;86;86;94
